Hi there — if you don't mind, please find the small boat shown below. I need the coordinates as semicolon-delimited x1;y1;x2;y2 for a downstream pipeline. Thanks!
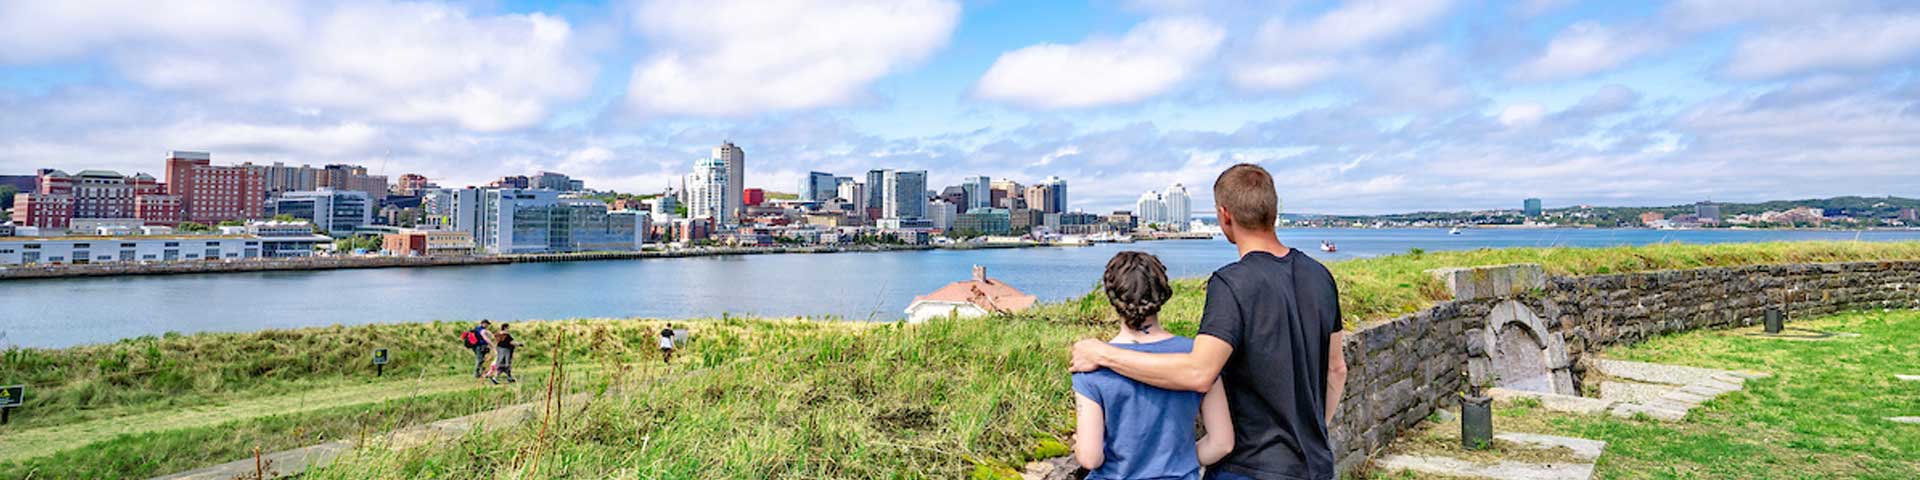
1319;241;1338;253
1449;227;1463;235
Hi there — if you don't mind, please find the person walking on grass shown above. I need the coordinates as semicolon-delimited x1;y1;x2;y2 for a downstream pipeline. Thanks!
659;324;677;364
1073;251;1235;479
487;323;518;384
463;320;496;378
1072;164;1348;480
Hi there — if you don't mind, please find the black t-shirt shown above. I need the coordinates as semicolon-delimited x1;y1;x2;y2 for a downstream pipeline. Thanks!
1196;249;1343;480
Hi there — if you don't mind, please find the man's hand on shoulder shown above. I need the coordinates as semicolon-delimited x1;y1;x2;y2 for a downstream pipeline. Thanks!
1069;338;1108;373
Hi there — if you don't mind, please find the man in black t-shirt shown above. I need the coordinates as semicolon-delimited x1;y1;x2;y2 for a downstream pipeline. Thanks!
1072;164;1348;480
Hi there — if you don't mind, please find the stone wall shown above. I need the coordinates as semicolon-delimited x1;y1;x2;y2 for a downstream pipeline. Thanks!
1547;260;1920;387
1328;260;1920;475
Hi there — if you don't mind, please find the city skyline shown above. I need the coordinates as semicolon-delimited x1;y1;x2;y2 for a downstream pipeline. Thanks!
1;1;1917;214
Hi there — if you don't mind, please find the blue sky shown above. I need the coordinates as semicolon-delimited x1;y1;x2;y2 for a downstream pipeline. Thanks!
1;0;1917;214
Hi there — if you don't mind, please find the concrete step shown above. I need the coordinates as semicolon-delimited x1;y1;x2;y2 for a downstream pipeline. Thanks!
1598;381;1673;404
1374;454;1596;480
1610;403;1687;422
1489;388;1615;415
1496;433;1607;461
1594;359;1751;386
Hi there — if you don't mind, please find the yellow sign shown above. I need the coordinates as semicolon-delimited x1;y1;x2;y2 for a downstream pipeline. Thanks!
0;385;21;407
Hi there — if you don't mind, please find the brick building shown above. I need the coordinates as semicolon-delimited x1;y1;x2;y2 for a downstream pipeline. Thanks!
165;151;265;223
10;168;182;229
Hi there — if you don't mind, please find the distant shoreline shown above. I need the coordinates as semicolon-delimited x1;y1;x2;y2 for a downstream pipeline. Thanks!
0;244;942;281
1282;225;1920;232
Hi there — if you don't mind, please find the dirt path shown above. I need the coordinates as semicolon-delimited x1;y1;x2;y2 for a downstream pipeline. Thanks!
0;372;524;463
154;359;718;480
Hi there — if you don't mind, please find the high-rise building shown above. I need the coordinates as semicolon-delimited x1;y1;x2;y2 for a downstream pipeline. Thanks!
865;170;887;217
532;171;579;192
270;189;372;236
317;164;388;199
713;141;745;219
962;176;991;211
1039;176;1068;213
837;179;865;211
1163;183;1191;231
990;178;1021;208
395;173;433;195
165;151;266;223
1695;201;1722;224
421;188;455;217
1524;198;1543;217
938;185;967;207
1136;191;1168;228
882;170;928;220
802;171;837;202
687;157;731;225
489;175;531;189
243;162;320;197
927;199;958;230
1022;184;1049;216
450;188;637;254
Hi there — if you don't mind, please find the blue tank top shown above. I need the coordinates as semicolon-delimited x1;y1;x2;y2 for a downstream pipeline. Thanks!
1071;336;1204;480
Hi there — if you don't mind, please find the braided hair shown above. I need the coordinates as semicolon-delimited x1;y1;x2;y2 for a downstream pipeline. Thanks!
1102;251;1172;332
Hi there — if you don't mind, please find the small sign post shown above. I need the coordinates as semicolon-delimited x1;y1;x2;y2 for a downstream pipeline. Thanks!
0;385;23;425
373;349;389;377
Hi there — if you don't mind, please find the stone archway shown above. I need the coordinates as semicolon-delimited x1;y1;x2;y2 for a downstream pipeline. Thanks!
1474;300;1576;395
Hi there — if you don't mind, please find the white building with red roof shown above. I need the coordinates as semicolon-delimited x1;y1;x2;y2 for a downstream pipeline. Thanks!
904;265;1038;323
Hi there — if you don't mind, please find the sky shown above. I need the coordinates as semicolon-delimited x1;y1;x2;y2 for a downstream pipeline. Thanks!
0;0;1917;215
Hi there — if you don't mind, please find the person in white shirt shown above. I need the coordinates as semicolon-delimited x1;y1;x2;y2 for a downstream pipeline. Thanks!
659;324;677;364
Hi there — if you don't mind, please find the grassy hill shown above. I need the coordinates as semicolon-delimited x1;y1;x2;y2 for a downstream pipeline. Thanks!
5;241;1920;478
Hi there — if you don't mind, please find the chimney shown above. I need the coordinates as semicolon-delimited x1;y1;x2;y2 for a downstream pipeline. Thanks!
972;265;986;282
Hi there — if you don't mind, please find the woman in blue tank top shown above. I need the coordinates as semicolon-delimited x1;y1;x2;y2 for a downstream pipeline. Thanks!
1073;252;1234;479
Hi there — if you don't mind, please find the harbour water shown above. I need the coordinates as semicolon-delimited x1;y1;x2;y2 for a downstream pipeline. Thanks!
6;228;1920;349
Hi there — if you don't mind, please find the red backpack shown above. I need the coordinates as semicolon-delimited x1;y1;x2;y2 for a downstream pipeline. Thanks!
461;329;481;347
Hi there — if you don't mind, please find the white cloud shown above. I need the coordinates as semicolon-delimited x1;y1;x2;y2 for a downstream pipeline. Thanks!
0;0;596;132
625;0;960;117
1725;14;1920;78
1499;103;1547;128
1663;0;1869;31
1229;0;1452;92
975;17;1224;109
1248;0;1453;54
1228;59;1342;92
1510;22;1665;81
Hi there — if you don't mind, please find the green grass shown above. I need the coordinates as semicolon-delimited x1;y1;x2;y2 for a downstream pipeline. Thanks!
306;316;1103;479
0;318;722;431
0;386;529;480
1375;310;1920;479
6;241;1920;478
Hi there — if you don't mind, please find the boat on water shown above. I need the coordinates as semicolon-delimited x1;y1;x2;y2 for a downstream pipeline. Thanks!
1449;227;1463;235
1053;235;1092;246
1320;241;1338;253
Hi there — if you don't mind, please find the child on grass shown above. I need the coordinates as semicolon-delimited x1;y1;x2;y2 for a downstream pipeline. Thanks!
1073;251;1234;479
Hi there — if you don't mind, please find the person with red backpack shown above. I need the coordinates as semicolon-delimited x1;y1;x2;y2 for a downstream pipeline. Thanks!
462;320;496;378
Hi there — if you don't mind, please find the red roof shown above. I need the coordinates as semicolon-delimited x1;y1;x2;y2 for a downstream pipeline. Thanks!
913;267;1037;314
